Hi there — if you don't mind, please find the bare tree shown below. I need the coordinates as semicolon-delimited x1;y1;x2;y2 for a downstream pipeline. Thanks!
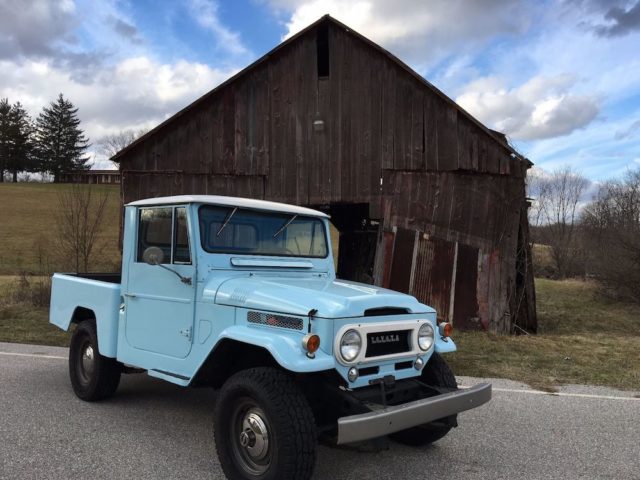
55;185;111;272
97;129;147;162
533;166;590;278
582;169;640;302
526;168;552;243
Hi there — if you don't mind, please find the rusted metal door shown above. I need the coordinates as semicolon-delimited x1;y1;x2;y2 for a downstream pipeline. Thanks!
453;244;480;329
411;235;456;323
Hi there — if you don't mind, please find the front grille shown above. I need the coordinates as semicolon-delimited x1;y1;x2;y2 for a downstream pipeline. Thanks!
365;329;411;357
247;311;303;330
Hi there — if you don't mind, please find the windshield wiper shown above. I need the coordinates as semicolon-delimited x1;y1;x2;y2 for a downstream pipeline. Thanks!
273;214;298;238
216;206;238;237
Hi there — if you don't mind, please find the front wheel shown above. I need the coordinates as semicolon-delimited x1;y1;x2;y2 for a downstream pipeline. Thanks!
69;319;121;401
214;368;317;480
390;352;458;446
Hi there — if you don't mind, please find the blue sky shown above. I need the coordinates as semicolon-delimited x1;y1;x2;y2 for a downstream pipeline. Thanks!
0;0;638;181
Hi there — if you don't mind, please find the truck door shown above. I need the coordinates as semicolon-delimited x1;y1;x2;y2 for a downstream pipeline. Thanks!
125;206;195;358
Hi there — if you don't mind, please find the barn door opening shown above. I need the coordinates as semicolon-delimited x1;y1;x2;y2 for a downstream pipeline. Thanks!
320;203;378;284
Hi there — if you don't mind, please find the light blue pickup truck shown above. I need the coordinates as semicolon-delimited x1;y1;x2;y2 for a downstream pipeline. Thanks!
50;195;491;480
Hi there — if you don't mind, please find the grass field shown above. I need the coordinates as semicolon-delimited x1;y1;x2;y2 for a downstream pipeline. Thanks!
448;278;640;391
0;183;121;274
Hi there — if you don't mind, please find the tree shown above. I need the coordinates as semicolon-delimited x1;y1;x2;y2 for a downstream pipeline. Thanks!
532;166;590;278
0;98;11;182
6;102;35;183
582;169;640;302
526;167;551;244
35;94;90;182
97;128;147;162
55;185;111;272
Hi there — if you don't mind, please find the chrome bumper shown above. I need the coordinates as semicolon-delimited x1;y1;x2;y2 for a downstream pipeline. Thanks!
336;382;491;444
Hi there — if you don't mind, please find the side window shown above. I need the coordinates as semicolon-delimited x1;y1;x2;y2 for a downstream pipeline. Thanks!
137;207;172;263
173;207;191;264
137;206;191;264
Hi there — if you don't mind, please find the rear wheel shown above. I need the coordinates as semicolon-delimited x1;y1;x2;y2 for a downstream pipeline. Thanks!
214;367;317;480
69;320;121;401
390;353;458;446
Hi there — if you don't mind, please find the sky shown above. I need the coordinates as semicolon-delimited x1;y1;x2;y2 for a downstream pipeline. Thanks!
0;0;638;181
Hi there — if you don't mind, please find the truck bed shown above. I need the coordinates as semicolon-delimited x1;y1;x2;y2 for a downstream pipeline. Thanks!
62;272;121;284
49;272;122;357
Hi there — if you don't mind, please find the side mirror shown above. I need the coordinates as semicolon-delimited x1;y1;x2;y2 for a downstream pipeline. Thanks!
141;246;192;285
142;246;165;265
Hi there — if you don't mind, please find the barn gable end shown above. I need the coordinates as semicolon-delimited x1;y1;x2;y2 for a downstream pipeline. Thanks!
115;16;536;333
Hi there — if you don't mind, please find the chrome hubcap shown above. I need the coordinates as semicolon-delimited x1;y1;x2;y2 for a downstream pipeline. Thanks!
239;411;269;461
80;344;95;381
231;402;272;475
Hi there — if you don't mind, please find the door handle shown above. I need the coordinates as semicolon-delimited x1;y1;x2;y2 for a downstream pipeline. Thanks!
124;293;137;298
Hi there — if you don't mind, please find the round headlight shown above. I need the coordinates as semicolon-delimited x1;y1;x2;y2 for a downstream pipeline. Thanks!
418;323;435;351
340;329;362;362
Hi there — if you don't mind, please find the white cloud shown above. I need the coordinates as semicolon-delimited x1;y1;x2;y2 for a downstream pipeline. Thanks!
615;119;640;140
0;0;247;169
457;74;600;140
268;0;533;70
187;0;251;57
0;57;235;167
0;0;78;59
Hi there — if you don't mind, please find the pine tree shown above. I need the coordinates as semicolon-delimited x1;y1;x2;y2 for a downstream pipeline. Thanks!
35;94;90;182
0;98;11;182
7;102;35;183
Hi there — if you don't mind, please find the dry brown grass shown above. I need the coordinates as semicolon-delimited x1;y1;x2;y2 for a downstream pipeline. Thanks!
0;275;69;347
448;278;640;391
0;183;121;274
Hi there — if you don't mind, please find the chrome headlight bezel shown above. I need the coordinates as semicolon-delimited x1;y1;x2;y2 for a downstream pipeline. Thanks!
339;329;362;362
417;322;435;351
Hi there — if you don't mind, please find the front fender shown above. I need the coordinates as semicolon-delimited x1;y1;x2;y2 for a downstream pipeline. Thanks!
435;335;456;353
218;325;335;373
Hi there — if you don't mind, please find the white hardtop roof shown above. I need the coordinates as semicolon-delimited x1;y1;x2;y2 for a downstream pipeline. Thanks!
126;195;329;218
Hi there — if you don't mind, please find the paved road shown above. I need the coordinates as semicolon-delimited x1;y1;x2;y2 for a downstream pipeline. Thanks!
1;342;639;480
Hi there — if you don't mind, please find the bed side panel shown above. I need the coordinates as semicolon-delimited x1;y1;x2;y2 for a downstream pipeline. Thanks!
49;273;121;357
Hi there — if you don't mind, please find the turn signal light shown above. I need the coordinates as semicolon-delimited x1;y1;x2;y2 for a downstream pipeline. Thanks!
439;322;452;337
302;334;320;354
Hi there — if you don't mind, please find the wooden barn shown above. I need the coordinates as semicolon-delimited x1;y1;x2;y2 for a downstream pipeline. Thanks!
113;16;536;333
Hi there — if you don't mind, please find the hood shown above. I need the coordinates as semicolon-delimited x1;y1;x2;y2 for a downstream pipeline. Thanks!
211;275;432;318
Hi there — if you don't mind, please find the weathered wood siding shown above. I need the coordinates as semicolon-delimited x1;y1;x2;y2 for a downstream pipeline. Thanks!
118;18;535;333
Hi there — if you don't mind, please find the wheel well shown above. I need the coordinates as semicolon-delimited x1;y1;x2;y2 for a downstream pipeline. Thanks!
192;339;280;388
70;307;95;326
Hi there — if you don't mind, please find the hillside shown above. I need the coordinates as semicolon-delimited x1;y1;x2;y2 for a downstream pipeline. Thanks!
0;183;122;274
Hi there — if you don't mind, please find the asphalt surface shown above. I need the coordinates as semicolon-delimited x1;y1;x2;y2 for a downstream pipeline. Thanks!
1;341;639;480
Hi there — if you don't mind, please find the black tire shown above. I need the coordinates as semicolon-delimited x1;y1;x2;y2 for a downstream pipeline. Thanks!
214;367;317;480
69;319;121;401
390;353;458;446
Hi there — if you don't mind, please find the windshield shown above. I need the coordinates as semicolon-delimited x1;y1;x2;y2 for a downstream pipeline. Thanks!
199;206;328;258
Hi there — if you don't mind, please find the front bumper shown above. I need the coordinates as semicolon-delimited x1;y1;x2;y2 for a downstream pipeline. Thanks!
336;382;491;444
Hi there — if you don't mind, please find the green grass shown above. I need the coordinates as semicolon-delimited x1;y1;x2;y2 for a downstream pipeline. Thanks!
0;183;121;274
448;278;640;391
